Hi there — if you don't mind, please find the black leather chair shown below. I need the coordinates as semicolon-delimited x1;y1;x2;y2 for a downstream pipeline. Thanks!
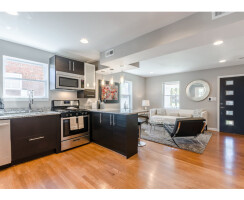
163;118;207;148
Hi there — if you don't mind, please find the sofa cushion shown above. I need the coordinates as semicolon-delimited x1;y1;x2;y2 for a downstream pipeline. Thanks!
166;109;179;116
156;108;166;116
150;115;185;125
179;109;194;117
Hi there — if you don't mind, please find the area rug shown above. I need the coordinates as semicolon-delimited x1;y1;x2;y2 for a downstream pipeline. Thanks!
141;124;212;154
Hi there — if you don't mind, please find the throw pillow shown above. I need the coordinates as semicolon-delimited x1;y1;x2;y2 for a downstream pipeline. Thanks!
193;109;203;118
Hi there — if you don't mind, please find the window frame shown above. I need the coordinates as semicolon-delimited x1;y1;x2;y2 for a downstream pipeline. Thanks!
162;81;180;109
120;80;133;110
2;55;49;101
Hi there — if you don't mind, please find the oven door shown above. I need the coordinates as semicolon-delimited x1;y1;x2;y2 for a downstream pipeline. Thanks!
61;115;89;141
56;71;82;90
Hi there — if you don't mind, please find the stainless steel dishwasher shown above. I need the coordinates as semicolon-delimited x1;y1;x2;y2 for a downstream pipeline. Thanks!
0;120;11;167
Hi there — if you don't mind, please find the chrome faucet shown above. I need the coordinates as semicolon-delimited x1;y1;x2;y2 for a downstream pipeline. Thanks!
28;90;34;112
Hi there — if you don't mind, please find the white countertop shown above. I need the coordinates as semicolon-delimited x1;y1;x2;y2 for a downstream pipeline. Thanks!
0;111;60;120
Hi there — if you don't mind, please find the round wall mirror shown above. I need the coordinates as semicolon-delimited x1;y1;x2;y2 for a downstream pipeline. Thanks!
186;80;210;101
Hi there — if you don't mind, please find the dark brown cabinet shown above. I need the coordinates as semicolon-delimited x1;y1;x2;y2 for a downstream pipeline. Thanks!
77;89;96;98
91;112;138;158
50;55;84;75
11;115;60;163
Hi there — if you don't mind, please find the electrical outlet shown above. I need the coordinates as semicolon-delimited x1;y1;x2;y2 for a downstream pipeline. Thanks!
208;97;216;102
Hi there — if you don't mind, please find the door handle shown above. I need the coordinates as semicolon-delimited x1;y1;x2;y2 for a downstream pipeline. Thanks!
69;61;71;71
29;136;44;142
73;62;75;71
220;107;225;109
100;113;102;124
113;115;115;126
110;114;112;126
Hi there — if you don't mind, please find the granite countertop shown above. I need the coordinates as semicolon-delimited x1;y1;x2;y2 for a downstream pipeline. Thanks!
87;109;148;115
0;111;60;120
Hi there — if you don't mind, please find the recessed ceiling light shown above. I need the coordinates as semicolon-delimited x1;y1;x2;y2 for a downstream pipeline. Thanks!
219;59;226;63
80;38;88;44
150;72;154;74
6;11;19;16
213;40;223;46
6;26;11;30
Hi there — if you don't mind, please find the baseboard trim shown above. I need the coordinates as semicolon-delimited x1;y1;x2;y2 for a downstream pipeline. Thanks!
208;127;218;132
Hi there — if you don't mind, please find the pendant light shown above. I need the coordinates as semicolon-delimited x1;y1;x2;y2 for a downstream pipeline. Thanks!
101;74;105;86
120;71;125;84
110;76;114;85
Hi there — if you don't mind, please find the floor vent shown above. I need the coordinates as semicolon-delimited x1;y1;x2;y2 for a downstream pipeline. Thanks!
105;49;114;58
212;12;232;20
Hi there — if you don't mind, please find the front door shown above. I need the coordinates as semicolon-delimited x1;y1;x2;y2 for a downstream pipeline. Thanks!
220;76;244;134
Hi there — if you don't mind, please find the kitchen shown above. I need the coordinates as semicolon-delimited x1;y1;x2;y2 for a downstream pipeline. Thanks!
0;39;142;169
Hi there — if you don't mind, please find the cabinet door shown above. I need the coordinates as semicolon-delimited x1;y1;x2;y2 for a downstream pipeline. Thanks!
55;56;71;73
84;63;96;89
113;115;127;154
73;61;84;75
100;113;113;149
11;115;60;162
91;112;102;143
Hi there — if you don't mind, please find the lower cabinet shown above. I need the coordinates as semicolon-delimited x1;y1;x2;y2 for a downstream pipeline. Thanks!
91;112;138;158
11;115;61;163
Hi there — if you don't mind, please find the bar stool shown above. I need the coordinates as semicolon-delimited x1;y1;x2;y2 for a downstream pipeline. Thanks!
138;118;146;147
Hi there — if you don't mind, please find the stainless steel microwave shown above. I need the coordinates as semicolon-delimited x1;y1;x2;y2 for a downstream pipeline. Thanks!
56;71;84;90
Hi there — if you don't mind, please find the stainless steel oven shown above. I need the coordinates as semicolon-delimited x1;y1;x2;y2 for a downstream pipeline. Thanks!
61;114;90;151
52;100;90;151
56;71;84;90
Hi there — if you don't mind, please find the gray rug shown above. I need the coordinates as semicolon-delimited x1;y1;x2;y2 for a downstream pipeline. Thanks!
141;124;212;154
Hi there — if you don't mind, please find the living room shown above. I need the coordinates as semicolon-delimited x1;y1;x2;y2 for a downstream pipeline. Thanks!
0;0;244;198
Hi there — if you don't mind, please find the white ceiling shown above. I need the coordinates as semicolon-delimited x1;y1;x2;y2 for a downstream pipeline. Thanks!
0;12;193;62
128;36;244;77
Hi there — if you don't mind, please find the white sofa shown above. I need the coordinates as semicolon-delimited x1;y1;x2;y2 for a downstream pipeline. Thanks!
149;108;208;126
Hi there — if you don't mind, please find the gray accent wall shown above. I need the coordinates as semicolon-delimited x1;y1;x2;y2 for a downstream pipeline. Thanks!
0;39;145;110
145;65;244;129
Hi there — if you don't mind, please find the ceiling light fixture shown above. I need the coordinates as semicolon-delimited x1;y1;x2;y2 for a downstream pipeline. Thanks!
110;76;114;85
80;38;88;44
150;72;154;74
213;40;223;46
219;59;226;63
6;11;19;16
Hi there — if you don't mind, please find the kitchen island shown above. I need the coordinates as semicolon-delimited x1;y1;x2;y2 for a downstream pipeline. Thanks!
89;109;143;158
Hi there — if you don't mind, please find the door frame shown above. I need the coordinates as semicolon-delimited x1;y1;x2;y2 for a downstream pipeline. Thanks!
217;74;244;132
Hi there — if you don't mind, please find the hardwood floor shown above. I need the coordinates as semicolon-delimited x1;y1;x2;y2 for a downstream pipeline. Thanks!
0;131;244;189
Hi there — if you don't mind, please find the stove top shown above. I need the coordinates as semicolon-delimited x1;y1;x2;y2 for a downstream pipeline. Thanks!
51;100;88;118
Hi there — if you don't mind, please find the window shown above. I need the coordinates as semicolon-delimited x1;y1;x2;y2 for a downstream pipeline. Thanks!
120;81;132;109
3;56;49;100
163;81;180;109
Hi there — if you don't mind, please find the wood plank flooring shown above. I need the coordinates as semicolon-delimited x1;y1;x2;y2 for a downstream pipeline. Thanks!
0;131;244;189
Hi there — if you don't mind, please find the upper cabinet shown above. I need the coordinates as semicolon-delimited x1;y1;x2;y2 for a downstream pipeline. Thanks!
51;55;84;75
84;63;96;90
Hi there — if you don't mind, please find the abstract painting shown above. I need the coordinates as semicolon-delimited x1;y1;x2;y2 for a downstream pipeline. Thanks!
99;80;120;103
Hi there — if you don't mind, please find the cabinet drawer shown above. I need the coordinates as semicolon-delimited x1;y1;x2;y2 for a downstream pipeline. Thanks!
11;115;60;140
12;134;56;161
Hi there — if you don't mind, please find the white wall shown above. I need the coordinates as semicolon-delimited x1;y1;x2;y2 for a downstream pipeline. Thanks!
145;64;244;129
95;72;146;110
0;39;145;110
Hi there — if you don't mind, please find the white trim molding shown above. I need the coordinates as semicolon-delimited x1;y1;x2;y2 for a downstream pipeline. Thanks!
208;127;218;132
